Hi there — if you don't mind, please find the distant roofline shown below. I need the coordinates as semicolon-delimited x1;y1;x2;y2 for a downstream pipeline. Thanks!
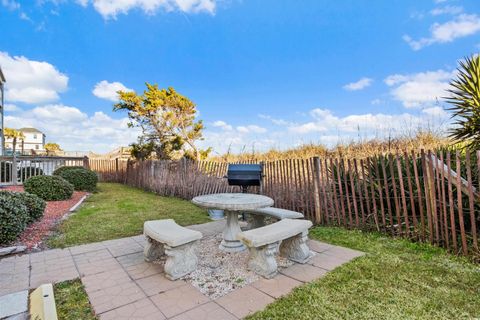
18;127;44;134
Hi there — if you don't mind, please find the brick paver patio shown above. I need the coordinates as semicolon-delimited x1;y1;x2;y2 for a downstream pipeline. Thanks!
0;221;364;319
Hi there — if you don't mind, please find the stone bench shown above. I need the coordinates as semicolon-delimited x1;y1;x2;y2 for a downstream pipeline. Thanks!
144;219;202;280
246;207;304;228
237;218;313;278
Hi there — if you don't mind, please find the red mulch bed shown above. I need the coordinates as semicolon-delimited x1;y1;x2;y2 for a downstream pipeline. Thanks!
1;186;88;249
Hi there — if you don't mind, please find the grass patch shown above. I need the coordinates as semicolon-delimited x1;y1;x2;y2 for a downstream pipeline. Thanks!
48;182;209;247
54;279;96;320
248;227;480;320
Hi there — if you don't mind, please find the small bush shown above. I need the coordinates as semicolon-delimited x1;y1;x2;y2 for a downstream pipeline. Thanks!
58;168;98;192
0;192;28;244
19;166;44;181
24;175;74;201
53;166;85;176
9;192;46;223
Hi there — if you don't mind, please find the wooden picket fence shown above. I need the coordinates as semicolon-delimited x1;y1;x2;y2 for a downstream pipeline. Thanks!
89;149;480;258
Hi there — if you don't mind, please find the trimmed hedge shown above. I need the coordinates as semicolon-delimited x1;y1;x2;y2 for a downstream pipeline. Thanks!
58;168;98;192
0;192;29;244
24;175;74;201
53;166;85;176
10;192;46;223
19;166;44;181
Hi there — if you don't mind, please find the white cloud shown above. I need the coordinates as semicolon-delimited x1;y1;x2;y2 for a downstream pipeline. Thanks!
3;104;20;112
371;99;383;105
0;52;68;104
384;69;454;108
92;80;132;102
258;114;289;126
1;0;20;10
199;130;246;153
404;14;480;50
202;122;271;153
19;12;32;21
236;125;267;134
212;120;232;131
200;130;279;155
79;0;216;19
289;121;325;134
410;11;425;20
32;104;87;122
75;0;88;6
430;5;463;16
422;106;448;117
343;77;373;91
203;106;450;153
4;104;139;153
287;107;448;135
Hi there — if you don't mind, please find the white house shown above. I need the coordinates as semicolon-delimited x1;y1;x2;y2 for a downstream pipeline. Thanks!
4;127;46;154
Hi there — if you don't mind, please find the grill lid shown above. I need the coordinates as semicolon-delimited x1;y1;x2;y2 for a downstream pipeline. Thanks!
227;164;263;187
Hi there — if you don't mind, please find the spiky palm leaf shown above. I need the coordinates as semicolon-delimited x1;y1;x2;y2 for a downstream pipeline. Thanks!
447;54;480;150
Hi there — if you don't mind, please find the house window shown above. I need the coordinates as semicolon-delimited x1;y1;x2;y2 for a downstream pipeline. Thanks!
35;145;39;150
34;134;37;139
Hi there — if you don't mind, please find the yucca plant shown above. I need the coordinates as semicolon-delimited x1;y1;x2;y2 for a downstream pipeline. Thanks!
447;54;480;150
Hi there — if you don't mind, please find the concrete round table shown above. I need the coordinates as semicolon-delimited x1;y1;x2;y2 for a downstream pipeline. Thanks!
192;193;274;252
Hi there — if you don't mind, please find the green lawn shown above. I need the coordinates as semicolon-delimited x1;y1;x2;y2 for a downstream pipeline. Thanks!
54;280;97;320
248;227;480;320
48;182;209;247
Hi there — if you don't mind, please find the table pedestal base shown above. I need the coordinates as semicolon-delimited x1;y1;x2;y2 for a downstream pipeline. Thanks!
219;240;246;252
219;211;246;252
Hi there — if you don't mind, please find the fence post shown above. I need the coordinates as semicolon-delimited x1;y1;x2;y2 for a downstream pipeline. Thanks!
125;159;131;184
425;151;438;244
115;158;119;182
150;161;155;190
312;157;322;224
260;161;265;195
83;156;90;169
12;153;18;186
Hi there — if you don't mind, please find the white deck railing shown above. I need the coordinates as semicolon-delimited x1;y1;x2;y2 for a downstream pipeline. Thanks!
0;155;87;186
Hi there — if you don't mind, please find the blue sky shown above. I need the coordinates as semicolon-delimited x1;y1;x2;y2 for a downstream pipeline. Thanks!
1;0;479;154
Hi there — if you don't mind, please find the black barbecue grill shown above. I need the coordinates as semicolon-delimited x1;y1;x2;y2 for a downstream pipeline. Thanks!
226;163;263;193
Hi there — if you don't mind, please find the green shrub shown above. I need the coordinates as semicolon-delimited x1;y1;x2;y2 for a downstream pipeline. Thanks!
19;166;44;181
58;168;98;192
53;166;85;176
24;175;74;201
0;192;28;244
10;192;46;223
1;162;12;183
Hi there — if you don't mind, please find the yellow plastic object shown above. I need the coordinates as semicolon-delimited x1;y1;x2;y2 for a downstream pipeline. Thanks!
29;283;58;320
